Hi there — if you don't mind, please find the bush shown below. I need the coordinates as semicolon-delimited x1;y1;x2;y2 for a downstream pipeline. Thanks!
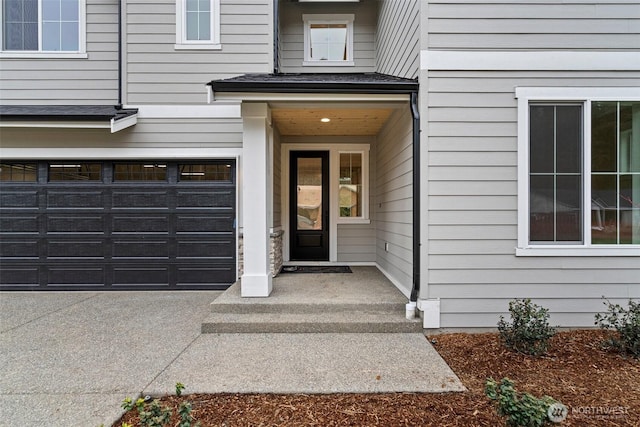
498;298;556;356
485;377;564;427
595;298;640;358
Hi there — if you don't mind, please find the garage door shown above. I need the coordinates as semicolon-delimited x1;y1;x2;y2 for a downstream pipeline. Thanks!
0;161;236;290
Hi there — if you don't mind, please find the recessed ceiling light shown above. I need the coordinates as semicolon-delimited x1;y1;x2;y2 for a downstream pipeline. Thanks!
320;117;331;123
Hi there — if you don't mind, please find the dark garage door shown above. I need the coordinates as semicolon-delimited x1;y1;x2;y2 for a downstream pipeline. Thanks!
0;161;236;290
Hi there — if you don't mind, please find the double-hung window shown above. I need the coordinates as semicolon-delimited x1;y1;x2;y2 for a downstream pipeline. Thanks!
175;0;220;50
303;14;354;67
1;0;85;56
517;88;640;255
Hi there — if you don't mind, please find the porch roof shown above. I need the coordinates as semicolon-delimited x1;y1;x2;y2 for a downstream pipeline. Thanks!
0;105;139;133
207;73;418;95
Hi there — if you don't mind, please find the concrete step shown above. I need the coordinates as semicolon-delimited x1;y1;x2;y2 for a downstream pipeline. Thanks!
201;312;423;334
209;300;407;315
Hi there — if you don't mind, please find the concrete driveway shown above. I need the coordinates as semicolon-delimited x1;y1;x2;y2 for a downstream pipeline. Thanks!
0;290;464;427
0;291;217;427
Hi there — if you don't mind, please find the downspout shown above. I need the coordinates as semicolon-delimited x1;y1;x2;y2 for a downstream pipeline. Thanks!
115;0;123;109
406;90;420;318
273;0;279;74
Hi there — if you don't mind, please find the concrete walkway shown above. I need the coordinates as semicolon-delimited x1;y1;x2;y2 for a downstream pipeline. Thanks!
0;291;464;427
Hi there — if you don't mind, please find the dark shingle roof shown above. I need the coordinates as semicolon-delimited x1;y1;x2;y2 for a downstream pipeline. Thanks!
208;73;418;94
0;105;138;122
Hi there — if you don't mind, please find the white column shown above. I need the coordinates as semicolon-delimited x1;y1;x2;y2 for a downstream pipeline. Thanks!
240;103;273;297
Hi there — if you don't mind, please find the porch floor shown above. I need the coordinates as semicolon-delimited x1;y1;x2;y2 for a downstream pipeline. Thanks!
214;266;407;308
202;266;420;333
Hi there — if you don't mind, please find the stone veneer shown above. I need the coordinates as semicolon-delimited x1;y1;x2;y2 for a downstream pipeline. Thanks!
237;229;284;278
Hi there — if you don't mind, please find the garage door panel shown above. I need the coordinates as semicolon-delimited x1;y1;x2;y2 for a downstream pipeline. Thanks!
47;191;104;209
177;266;235;285
0;216;39;234
0;240;39;258
176;190;234;209
48;266;105;286
112;215;169;234
47;240;105;259
0;190;39;209
177;239;235;258
47;215;104;234
112;191;169;209
0;266;39;285
112;240;169;258
176;214;234;233
113;267;169;285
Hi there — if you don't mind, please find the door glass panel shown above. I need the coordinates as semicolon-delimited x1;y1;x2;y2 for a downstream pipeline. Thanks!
296;157;323;231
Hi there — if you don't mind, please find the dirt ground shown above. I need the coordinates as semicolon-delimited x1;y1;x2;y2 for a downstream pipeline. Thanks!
115;330;639;426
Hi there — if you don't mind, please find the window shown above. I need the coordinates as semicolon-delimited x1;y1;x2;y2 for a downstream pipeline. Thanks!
517;88;640;255
339;152;363;218
114;163;167;181
0;163;37;182
175;0;220;50
1;0;85;55
303;14;354;67
179;163;232;182
337;149;368;222
49;163;101;181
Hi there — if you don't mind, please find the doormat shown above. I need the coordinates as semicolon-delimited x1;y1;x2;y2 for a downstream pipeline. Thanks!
280;266;352;274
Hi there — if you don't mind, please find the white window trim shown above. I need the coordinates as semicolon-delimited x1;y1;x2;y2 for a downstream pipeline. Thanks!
337;149;370;224
0;0;86;58
302;14;354;67
516;87;640;257
175;0;221;50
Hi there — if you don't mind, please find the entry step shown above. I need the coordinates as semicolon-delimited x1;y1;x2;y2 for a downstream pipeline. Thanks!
201;312;423;334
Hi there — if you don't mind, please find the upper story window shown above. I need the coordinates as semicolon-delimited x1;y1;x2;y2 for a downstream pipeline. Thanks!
303;14;354;67
516;87;640;256
175;0;221;50
1;0;86;57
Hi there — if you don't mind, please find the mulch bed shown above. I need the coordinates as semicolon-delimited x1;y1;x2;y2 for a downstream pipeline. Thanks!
115;330;639;426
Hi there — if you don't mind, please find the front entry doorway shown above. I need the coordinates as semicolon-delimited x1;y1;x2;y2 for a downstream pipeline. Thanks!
289;151;329;261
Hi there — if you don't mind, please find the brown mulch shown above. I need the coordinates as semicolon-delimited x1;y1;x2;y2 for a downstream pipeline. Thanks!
115;330;639;426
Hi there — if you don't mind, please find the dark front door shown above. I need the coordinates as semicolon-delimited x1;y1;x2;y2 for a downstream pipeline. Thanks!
290;151;329;261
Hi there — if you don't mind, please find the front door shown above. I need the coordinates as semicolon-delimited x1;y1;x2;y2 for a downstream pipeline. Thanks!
290;151;329;261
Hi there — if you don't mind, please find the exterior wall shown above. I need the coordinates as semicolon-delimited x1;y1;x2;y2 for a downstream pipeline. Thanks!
278;0;377;73
376;0;419;79
337;224;376;262
0;0;119;105
421;1;640;328
272;127;282;230
375;108;414;297
427;1;640;50
125;0;272;105
0;118;243;151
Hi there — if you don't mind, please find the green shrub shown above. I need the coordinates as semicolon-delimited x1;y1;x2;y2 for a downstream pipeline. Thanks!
497;299;556;356
595;298;640;358
485;377;563;427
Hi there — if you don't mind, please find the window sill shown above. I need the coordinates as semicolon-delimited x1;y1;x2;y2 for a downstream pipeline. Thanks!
174;43;222;51
303;60;355;67
516;246;640;257
0;52;88;59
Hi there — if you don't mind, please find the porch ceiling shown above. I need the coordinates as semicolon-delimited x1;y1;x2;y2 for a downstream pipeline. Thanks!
271;107;394;136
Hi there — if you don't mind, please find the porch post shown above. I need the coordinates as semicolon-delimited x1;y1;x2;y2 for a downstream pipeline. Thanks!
240;102;273;297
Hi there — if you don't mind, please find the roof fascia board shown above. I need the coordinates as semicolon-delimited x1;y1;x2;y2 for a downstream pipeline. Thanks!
211;92;411;102
111;113;138;133
0;121;111;129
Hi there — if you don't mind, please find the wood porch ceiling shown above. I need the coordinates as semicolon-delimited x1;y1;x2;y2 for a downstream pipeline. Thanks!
271;108;394;136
